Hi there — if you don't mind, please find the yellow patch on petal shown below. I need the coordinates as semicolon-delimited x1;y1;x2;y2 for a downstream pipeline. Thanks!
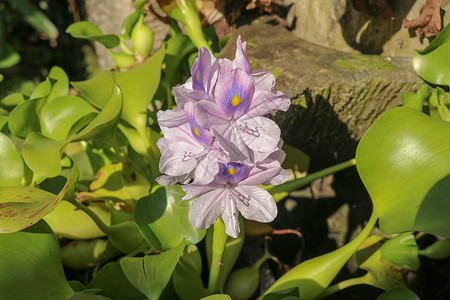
231;94;242;107
196;70;201;83
194;126;200;137
227;167;237;175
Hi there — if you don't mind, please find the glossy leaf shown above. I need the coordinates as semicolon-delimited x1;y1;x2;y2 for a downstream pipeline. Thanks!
380;233;419;271
88;262;146;300
0;132;24;186
47;66;69;102
0;92;25;110
7;0;58;39
412;23;450;86
120;240;185;300
401;92;422;112
44;201;110;239
8;98;41;138
30;77;52;99
262;215;378;300
72;47;164;133
376;288;420;300
135;185;206;251
66;21;120;48
356;107;450;237
41;95;97;140
358;236;407;291
0;220;75;300
0;166;79;233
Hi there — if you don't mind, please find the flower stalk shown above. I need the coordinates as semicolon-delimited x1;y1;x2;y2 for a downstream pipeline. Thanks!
65;197;110;235
207;217;229;294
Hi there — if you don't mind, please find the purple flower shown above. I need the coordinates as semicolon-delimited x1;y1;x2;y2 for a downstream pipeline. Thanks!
156;35;292;237
182;161;288;238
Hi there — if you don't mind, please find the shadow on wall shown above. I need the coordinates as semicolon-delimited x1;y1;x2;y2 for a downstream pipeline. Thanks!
339;0;416;54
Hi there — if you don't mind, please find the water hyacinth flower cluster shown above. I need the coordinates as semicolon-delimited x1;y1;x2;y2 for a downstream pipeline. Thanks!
156;36;291;238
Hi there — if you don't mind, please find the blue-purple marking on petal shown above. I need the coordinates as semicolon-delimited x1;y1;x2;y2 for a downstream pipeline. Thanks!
217;162;250;183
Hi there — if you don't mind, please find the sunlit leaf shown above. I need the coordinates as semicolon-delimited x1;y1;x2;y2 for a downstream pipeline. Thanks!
66;22;119;48
120;240;185;300
356;107;450;237
0;43;21;69
122;11;141;38
87;262;146;300
135;185;206;251
412;23;450;86
8;98;41;138
41;95;97;140
380;233;420;271
401;92;422;112
0;93;25;110
0;220;75;300
47;66;69;102
0;132;24;187
201;295;232;300
45;201;110;239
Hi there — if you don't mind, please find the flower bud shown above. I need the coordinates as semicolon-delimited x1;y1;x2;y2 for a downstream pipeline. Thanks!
107;50;137;68
131;14;154;58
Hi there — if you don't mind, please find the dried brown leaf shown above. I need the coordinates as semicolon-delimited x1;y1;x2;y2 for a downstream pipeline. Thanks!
403;0;442;37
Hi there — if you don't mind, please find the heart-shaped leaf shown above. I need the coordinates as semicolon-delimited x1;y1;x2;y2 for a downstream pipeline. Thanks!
0;132;24;186
0;220;75;300
120;240;185;300
47;66;69;102
173;245;205;300
135;185;206;251
412;23;450;86
66;22;120;48
0;166;79;233
41;95;97;140
87;262;146;300
380;233;419;271
356;107;450;237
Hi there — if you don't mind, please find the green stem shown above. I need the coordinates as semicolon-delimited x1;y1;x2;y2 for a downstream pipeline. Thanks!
207;217;228;294
65;198;110;234
178;0;212;51
318;275;370;299
267;158;356;202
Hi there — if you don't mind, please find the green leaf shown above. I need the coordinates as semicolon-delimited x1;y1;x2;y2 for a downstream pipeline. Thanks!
72;48;164;133
22;132;67;177
7;0;58;39
282;144;310;178
61;239;107;269
44;201;110;239
0;92;25;110
173;245;205;300
376;288;420;300
30;77;52;99
41;95;97;140
88;262;146;300
0;166;79;233
108;221;144;253
0;132;24;186
356;107;450;237
357;235;407;291
47;66;69;102
122;11;141;38
8;98;41;138
0;220;75;300
201;295;232;300
418;239;450;259
412;22;450;86
135;185;206;251
165;34;196;86
66;22;120;48
23;84;122;177
401;92;422;112
380;233;420;271
0;43;21;69
120;240;185;300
